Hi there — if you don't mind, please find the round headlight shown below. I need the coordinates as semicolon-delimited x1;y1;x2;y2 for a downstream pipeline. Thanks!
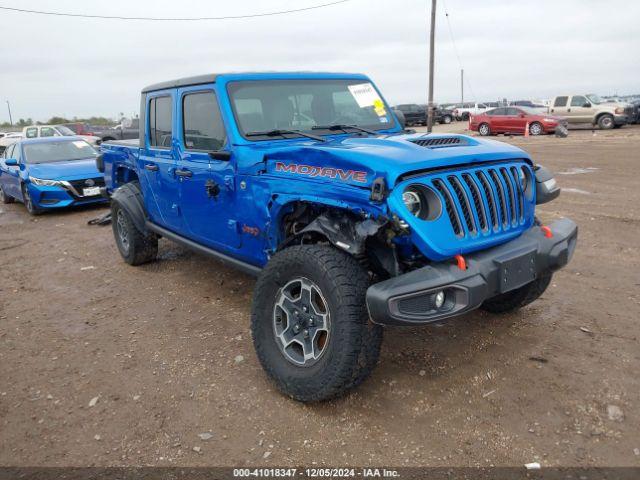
402;190;422;217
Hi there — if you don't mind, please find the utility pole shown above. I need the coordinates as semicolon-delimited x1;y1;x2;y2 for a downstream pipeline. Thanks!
461;69;464;104
426;0;436;133
6;101;13;126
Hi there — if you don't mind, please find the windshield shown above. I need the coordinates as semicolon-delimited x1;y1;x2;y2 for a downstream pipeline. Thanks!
228;79;397;139
586;94;602;105
24;140;97;164
55;125;77;136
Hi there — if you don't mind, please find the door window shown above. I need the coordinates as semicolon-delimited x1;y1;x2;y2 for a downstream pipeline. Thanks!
554;97;568;107
149;96;173;148
505;108;520;115
40;127;56;137
570;95;588;107
25;127;38;138
5;144;15;159
182;91;226;151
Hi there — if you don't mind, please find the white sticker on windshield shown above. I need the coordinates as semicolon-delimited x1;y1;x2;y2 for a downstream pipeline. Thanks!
348;83;383;108
73;141;86;147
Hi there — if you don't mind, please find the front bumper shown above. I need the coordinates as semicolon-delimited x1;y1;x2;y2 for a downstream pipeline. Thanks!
28;183;107;209
366;218;577;326
614;114;628;126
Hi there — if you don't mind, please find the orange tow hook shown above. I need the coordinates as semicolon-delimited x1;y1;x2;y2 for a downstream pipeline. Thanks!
541;226;553;238
454;254;467;271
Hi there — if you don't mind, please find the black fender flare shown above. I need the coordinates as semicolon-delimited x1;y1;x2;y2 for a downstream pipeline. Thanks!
111;182;149;235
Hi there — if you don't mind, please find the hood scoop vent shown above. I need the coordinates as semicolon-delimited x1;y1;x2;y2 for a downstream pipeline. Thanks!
409;136;467;148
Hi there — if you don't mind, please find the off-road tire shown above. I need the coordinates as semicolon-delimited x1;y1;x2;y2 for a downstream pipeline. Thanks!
251;244;382;402
597;114;614;130
111;202;158;266
21;184;41;215
480;273;552;314
478;123;491;136
0;184;14;204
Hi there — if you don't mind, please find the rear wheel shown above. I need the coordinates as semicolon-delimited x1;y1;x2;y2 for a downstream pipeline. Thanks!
478;123;491;136
251;245;382;402
481;273;552;314
529;122;543;136
0;184;14;204
597;114;614;130
111;202;158;265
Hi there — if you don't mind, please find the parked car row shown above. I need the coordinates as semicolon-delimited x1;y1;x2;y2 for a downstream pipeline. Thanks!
393;104;454;126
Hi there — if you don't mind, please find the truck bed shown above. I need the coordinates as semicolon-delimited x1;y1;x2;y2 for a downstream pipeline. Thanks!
100;141;140;192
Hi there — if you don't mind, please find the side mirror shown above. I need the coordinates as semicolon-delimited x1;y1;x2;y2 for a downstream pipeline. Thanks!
393;108;406;129
583;103;591;108
519;113;526;118
208;150;232;161
4;158;18;166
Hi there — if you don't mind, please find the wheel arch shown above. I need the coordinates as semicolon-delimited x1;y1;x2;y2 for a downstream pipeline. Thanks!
594;111;614;125
111;181;149;235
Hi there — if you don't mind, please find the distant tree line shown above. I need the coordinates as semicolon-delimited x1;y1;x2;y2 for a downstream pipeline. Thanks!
1;116;116;129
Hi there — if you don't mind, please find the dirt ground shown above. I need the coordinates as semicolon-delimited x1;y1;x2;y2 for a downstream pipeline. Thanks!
1;124;639;468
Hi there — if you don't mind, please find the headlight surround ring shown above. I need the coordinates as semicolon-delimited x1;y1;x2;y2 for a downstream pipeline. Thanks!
402;184;442;221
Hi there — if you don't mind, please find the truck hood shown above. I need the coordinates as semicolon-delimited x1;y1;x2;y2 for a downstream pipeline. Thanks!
27;158;100;180
249;133;531;187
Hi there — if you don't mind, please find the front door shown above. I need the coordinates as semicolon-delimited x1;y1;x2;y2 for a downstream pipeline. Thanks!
177;88;240;249
568;95;593;123
1;144;21;198
506;107;529;134
139;93;182;231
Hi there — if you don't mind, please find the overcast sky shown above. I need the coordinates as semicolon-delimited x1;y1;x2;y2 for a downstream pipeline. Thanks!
1;0;639;123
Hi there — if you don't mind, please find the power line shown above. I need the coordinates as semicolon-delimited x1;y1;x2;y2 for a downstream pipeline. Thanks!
0;0;352;21
441;0;477;102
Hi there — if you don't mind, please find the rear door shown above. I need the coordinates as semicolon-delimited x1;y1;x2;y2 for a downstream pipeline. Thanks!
487;107;505;131
177;87;240;248
139;92;182;231
550;96;570;120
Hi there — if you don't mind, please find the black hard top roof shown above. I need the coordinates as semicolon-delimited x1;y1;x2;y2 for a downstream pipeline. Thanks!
141;74;219;94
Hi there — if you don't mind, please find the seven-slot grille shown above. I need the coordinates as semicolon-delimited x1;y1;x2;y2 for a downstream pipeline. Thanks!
427;163;530;238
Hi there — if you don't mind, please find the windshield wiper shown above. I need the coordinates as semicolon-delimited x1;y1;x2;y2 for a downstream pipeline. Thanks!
312;124;377;135
245;129;326;142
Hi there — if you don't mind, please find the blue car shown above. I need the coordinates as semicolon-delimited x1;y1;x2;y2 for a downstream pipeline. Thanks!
0;136;107;214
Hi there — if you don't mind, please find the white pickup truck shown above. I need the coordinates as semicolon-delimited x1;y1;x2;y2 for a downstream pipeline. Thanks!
548;94;628;129
22;125;102;145
453;102;489;121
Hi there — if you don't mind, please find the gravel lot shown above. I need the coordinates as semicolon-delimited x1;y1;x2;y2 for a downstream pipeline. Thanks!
1;124;639;467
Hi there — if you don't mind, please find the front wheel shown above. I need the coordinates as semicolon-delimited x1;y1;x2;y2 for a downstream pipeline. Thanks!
442;115;452;124
111;202;158;265
22;184;41;215
529;122;544;136
478;123;491;136
481;273;552;314
597;114;614;130
251;245;383;402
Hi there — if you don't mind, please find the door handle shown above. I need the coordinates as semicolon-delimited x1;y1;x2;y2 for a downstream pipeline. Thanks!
567;108;571;112
144;164;159;171
175;168;193;178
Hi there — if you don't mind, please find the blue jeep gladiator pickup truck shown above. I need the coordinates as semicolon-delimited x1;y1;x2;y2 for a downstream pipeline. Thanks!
98;72;577;402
